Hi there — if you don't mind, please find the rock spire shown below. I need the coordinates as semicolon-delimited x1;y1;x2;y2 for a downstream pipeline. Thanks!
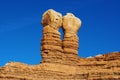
0;9;120;80
41;9;81;64
62;13;81;55
41;9;63;63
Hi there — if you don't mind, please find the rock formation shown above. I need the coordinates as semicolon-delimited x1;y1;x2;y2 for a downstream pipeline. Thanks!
41;9;63;63
0;52;120;80
0;9;120;80
40;10;82;65
62;13;81;55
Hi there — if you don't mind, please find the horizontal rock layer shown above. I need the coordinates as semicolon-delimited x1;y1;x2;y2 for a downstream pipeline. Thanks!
1;10;119;80
41;26;63;64
0;52;120;80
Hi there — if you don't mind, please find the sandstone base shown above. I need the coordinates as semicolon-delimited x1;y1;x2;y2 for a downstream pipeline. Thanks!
0;52;120;80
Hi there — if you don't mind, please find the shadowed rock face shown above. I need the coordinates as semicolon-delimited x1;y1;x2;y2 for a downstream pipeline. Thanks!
0;9;120;80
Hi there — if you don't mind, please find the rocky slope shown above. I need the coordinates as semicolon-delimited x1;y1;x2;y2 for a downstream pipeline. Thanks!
0;9;120;80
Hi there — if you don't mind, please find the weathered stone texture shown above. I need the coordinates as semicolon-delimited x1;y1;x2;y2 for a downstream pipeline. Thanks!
0;52;120;80
41;9;63;63
63;13;81;55
0;10;120;80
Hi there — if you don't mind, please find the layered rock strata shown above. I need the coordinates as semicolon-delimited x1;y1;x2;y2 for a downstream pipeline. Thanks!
41;9;63;63
40;10;82;65
62;13;81;55
0;52;120;80
0;9;120;80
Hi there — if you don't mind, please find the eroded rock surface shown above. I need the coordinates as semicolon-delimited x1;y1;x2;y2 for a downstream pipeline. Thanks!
41;9;63;63
63;13;81;55
0;52;120;80
0;10;120;80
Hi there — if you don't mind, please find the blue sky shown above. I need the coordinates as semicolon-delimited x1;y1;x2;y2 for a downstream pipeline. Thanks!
0;0;120;66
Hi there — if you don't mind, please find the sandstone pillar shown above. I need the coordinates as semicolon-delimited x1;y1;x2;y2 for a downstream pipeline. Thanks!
41;9;63;63
62;13;82;55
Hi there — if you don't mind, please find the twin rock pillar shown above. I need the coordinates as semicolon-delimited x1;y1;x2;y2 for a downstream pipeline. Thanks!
63;13;81;55
41;9;81;64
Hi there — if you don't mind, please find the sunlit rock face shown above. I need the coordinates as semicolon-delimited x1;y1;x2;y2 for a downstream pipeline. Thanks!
40;9;82;64
41;9;63;63
62;13;81;55
0;9;120;80
0;52;120;80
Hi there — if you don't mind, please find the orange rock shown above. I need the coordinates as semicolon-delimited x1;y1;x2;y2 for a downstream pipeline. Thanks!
62;13;82;55
41;9;63;64
0;10;120;80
